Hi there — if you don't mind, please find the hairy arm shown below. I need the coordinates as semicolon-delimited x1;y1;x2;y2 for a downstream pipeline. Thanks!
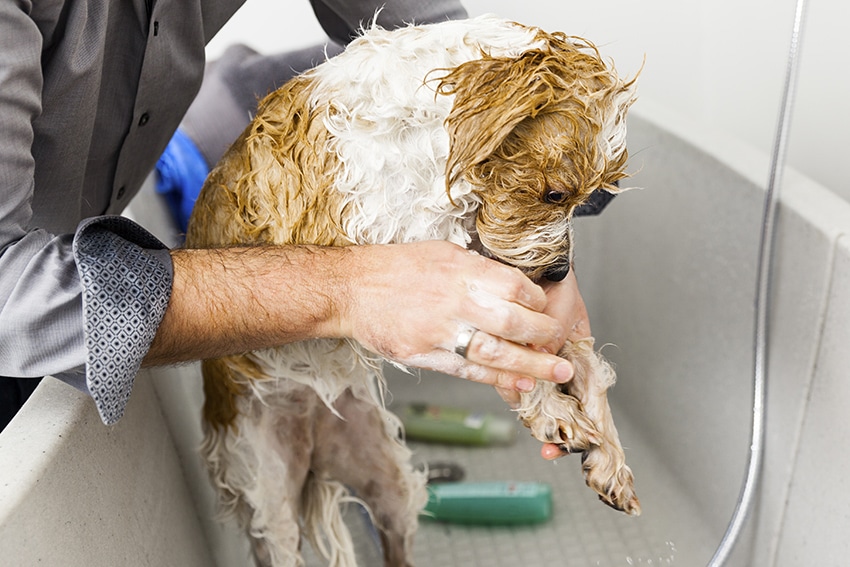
145;245;343;364
145;241;574;392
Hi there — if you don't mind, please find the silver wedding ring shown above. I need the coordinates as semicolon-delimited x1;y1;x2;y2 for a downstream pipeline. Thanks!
454;326;478;359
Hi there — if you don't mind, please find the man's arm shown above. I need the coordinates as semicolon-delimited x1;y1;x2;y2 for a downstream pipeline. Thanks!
145;241;575;392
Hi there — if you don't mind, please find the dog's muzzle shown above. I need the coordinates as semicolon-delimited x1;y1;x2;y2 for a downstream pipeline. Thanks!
543;263;571;282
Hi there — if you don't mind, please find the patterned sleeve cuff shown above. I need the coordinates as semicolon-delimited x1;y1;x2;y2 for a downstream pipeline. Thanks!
73;216;173;425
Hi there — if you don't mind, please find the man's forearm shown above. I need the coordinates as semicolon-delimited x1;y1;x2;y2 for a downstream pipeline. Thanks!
144;240;575;394
143;245;347;366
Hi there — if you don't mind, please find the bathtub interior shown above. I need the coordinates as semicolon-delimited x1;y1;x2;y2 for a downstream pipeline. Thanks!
380;367;717;567
136;106;781;566
2;102;847;566
0;374;214;567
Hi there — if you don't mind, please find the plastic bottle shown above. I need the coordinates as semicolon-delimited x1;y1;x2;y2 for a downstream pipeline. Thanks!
398;403;517;446
421;481;553;525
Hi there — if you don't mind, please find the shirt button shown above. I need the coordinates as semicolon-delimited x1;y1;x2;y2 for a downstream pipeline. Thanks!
138;113;150;126
117;186;126;199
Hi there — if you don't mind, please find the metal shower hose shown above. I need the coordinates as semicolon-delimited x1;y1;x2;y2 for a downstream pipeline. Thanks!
708;0;809;564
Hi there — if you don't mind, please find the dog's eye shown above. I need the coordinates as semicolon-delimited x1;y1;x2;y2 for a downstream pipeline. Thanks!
544;189;567;204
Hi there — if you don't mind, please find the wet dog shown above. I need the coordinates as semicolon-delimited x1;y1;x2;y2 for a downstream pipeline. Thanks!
186;15;640;567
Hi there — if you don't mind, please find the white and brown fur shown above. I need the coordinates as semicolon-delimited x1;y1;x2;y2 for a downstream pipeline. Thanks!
185;15;640;567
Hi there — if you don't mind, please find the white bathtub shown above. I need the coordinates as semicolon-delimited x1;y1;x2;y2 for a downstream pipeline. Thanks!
1;102;847;566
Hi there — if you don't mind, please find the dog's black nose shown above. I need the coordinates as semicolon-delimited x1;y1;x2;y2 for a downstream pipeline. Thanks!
543;264;571;282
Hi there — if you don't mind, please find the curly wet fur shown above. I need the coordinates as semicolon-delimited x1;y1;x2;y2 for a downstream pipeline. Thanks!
186;14;639;566
516;339;640;514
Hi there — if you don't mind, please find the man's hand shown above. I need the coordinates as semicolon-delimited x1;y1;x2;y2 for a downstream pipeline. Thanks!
335;241;575;392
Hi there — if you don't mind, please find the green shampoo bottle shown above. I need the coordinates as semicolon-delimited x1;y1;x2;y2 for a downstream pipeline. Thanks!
422;481;553;525
398;403;517;446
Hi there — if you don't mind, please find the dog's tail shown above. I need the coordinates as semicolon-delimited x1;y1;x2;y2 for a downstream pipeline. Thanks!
302;473;361;567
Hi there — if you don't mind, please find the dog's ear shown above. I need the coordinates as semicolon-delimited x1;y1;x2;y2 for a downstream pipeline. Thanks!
436;32;638;198
438;49;557;193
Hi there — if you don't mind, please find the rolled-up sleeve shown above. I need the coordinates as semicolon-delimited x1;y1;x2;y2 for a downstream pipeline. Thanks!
74;217;173;424
0;219;173;425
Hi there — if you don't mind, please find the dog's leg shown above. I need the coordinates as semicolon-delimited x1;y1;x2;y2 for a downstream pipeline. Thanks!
310;387;428;567
558;339;640;515
202;378;319;567
517;338;640;515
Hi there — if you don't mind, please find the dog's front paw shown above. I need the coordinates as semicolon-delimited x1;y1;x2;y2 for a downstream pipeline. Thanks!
517;382;603;454
517;340;640;516
581;446;641;515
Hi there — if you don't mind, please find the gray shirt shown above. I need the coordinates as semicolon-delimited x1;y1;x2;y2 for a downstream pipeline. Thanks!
0;0;466;425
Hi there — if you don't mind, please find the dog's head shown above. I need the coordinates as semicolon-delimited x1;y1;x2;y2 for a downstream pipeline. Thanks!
437;30;637;282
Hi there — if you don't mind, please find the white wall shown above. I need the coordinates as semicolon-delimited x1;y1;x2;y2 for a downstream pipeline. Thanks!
462;0;849;205
206;0;849;205
206;0;326;57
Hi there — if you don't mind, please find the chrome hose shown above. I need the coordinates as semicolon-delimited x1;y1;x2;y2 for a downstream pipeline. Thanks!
708;0;809;564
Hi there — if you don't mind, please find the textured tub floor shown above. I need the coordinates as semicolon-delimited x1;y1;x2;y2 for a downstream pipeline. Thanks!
303;368;717;567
